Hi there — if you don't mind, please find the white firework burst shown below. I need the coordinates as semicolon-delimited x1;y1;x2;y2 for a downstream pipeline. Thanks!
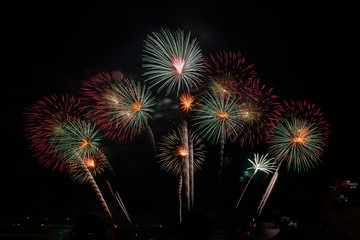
248;153;276;174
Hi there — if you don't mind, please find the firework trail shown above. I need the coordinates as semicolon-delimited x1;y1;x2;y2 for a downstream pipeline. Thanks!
178;175;183;223
142;28;205;96
105;180;132;224
235;153;276;208
157;128;206;221
256;165;279;217
180;121;191;211
78;158;114;222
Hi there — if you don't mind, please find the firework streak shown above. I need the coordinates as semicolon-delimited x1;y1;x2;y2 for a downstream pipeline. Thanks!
256;165;279;217
106;180;132;224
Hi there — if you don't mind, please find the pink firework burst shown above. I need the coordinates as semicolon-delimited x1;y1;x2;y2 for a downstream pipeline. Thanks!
24;95;84;171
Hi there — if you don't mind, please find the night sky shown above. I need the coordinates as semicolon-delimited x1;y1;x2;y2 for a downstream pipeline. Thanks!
2;1;358;224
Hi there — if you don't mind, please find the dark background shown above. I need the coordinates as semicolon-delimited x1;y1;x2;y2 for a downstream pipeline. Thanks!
2;1;357;225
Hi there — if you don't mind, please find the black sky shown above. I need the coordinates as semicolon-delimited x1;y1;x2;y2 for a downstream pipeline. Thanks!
2;1;358;223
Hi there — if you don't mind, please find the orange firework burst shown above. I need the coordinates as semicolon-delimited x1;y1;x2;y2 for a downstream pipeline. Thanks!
179;93;195;112
177;146;189;157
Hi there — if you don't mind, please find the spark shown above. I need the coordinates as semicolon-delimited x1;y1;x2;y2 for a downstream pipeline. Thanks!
179;92;195;112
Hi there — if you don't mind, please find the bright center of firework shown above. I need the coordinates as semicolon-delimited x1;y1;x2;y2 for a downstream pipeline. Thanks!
81;139;89;148
85;158;95;168
177;146;188;157
132;101;142;111
172;57;186;74
292;137;305;144
217;111;229;118
291;128;309;145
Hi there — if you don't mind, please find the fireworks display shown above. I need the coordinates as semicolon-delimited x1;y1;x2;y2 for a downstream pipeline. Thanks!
142;28;205;96
22;25;334;228
81;71;156;141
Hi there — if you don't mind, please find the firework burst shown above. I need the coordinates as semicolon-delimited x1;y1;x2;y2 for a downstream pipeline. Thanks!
142;28;205;96
192;91;243;145
179;92;195;113
24;95;84;171
282;100;330;143
50;118;102;165
235;84;283;147
157;129;206;176
81;72;156;142
68;152;109;184
247;153;276;174
204;51;259;95
268;116;325;172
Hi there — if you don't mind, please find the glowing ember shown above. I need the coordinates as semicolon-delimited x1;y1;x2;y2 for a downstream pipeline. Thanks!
172;57;186;74
177;146;188;157
179;93;194;112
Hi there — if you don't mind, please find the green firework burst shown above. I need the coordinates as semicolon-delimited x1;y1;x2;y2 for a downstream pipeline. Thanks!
50;118;102;165
268;116;324;172
103;78;156;141
192;91;244;145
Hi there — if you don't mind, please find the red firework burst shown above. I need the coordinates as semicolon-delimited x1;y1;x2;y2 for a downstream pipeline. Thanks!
204;51;259;96
24;95;84;171
234;83;283;147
